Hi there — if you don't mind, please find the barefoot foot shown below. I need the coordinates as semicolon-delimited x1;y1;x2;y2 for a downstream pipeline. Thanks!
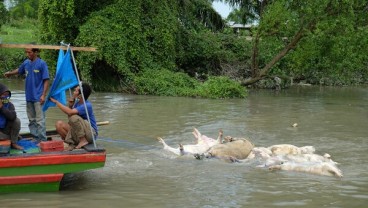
64;143;75;151
66;145;75;151
11;143;24;150
75;137;89;149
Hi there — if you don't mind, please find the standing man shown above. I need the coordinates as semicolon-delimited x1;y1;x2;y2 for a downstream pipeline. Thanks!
4;48;49;142
0;83;22;150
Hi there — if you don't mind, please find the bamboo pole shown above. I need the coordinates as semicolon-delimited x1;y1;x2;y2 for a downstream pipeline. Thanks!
96;121;110;126
0;43;97;52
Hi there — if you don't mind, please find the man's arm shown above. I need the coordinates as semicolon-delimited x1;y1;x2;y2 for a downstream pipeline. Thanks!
4;68;19;78
40;79;49;105
49;97;78;116
0;102;17;121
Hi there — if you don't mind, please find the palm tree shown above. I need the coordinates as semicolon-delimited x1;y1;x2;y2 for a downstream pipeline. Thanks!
179;0;225;31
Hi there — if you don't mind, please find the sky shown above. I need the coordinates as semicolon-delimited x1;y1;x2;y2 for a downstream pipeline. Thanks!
212;2;232;19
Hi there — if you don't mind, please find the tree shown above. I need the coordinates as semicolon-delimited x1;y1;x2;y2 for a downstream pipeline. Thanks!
39;0;227;91
286;2;368;85
221;0;368;86
7;0;39;19
0;0;9;27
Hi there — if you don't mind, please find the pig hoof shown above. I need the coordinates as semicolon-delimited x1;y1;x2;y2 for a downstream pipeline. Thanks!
229;156;239;163
179;144;185;155
194;154;204;160
157;137;164;143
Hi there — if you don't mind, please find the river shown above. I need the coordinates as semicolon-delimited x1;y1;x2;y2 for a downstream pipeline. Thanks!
0;79;367;208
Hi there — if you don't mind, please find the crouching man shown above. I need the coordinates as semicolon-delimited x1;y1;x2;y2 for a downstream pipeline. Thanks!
0;83;22;150
50;83;98;150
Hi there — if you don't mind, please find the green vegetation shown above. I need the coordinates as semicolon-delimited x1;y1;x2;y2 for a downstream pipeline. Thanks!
9;0;39;19
1;0;368;98
133;69;199;97
1;18;37;42
224;0;368;87
0;18;38;71
197;76;247;98
133;69;246;98
36;0;246;98
0;2;8;28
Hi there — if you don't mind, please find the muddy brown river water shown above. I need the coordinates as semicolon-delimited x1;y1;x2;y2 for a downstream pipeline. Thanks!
1;79;367;208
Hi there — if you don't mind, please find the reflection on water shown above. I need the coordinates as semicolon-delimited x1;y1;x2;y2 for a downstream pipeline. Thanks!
1;79;367;208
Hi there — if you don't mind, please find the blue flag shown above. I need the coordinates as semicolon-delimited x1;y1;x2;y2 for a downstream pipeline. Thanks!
50;49;67;105
43;48;79;112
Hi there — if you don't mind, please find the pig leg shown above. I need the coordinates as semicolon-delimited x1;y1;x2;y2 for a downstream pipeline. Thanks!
326;164;343;178
179;144;186;156
268;165;282;171
157;137;180;155
192;128;211;144
215;155;239;163
192;128;201;144
217;129;223;144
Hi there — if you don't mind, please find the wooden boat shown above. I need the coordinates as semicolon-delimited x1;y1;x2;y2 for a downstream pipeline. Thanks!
0;43;105;193
0;122;108;193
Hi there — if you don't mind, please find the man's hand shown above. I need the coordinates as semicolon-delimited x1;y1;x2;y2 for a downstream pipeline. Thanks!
68;98;75;103
49;97;57;103
3;72;10;78
40;94;46;105
4;69;18;78
68;98;75;108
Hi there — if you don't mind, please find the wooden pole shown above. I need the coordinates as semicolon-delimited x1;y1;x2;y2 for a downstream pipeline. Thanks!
96;121;110;126
20;121;110;138
0;43;97;52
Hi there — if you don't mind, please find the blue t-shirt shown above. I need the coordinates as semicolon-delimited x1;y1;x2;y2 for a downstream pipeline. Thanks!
18;58;49;102
74;101;98;136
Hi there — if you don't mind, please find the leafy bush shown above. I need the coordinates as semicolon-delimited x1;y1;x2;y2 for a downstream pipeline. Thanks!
133;69;198;97
197;76;247;99
133;70;247;98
